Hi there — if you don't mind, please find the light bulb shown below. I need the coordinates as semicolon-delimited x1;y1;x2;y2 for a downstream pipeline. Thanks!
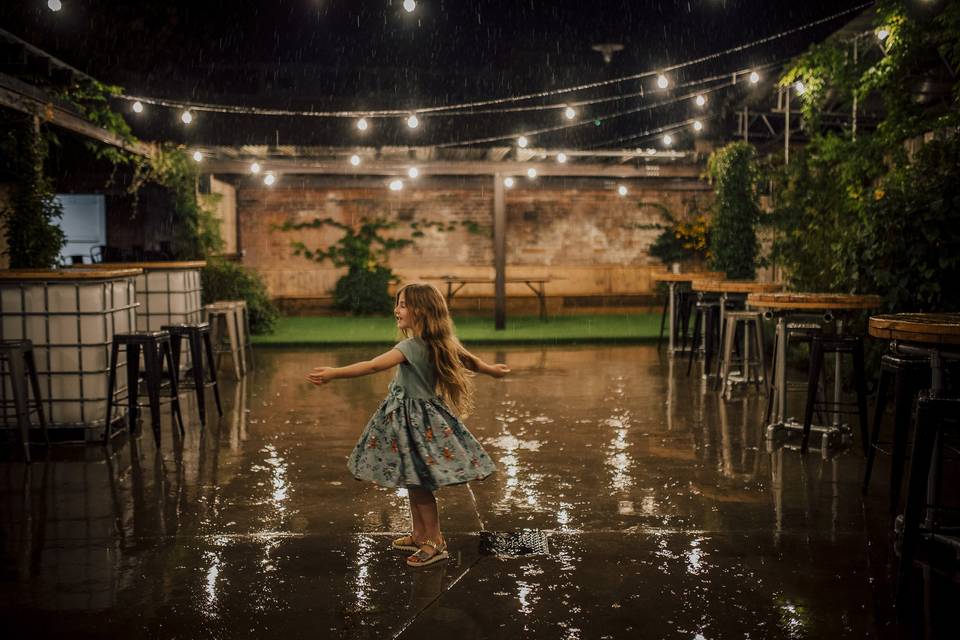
693;120;703;132
557;152;567;163
876;28;890;41
250;162;261;174
656;74;669;89
504;177;515;188
406;114;419;129
695;95;706;107
527;167;537;179
794;80;806;95
564;106;576;120
350;154;361;166
403;0;416;13
749;71;760;84
192;151;203;162
407;167;419;179
48;0;62;12
389;179;404;191
264;173;276;186
617;185;628;197
181;110;193;124
517;136;529;148
356;117;368;131
132;100;144;113
663;134;673;146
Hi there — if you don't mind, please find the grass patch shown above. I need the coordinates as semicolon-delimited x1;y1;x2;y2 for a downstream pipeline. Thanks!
252;314;662;346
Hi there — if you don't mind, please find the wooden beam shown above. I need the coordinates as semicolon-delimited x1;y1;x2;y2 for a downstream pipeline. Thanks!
0;72;153;157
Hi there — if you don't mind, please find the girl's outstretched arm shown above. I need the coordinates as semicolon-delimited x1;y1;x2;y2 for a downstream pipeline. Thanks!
307;348;406;386
458;345;510;378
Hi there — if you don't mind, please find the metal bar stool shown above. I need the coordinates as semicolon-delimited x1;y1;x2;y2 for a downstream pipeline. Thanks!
763;320;823;427
862;352;930;513
800;334;870;454
103;330;185;446
233;299;254;373
204;302;244;379
0;340;49;462
162;322;223;428
716;310;768;398
686;298;722;376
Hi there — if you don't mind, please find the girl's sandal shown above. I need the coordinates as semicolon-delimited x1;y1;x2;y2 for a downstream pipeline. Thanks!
406;540;448;568
391;534;421;552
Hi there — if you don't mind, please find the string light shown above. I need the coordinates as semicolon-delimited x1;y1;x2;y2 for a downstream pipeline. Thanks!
695;95;706;107
517;135;529;148
180;110;193;124
749;70;760;84
662;133;673;146
264;173;276;186
407;167;419;179
617;185;628;197
794;80;806;95
356;117;368;131
132;100;144;113
403;0;416;13
350;154;361;166
192;151;203;162
656;74;670;89
406;114;419;129
47;0;62;12
389;179;404;191
693;120;703;132
250;162;261;174
564;106;576;120
557;152;567;163
527;168;537;179
504;177;515;188
876;28;890;41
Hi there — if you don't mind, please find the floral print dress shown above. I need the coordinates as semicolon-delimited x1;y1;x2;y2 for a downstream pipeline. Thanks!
347;337;496;491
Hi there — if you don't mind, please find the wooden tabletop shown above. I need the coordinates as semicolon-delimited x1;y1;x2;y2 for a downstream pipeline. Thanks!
747;292;882;310
868;313;960;345
0;268;143;281
652;271;726;283
80;261;207;270
691;279;783;294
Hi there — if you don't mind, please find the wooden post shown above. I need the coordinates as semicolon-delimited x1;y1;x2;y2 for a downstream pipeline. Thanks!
784;85;791;165
493;173;506;330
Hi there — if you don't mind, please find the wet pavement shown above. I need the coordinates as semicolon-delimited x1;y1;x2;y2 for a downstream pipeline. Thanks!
1;345;956;638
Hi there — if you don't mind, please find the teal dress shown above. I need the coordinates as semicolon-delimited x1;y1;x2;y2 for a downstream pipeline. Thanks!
347;337;496;491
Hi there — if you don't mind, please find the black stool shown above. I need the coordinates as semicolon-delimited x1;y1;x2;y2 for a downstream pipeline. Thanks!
800;334;869;454
103;331;185;446
896;393;960;606
687;299;722;376
162;323;223;427
862;352;930;512
0;340;49;462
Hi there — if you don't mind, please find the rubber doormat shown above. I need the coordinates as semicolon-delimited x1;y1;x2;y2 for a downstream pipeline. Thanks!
478;529;550;557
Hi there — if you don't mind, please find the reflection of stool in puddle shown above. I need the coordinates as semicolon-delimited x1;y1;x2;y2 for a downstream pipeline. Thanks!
716;310;767;397
104;331;185;446
0;339;49;462
800;334;869;454
862;352;930;513
896;393;960;607
162;322;223;428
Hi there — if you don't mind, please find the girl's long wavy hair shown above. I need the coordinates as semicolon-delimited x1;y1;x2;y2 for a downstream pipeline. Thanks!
397;283;474;416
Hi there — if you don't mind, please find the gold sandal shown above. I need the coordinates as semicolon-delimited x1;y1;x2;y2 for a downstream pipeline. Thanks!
407;539;448;568
391;534;421;552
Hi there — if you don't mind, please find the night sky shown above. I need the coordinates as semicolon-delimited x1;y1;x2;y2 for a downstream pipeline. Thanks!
2;0;873;148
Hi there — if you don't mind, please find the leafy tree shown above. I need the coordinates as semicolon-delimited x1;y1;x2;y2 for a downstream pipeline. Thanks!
706;142;761;279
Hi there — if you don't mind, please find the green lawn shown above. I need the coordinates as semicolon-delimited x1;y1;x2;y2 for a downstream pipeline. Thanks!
252;313;662;346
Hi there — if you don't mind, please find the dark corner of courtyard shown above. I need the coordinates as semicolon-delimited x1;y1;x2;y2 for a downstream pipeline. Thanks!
1;1;959;638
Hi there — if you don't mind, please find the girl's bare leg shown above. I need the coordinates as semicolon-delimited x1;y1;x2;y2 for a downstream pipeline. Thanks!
407;486;443;544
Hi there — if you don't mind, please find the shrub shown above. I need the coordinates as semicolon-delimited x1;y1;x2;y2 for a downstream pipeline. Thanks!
706;142;761;279
201;259;279;334
333;266;395;315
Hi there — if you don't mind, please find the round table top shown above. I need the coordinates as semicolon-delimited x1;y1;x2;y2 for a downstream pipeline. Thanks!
746;292;882;310
652;271;726;283
0;268;143;281
868;313;960;345
80;260;207;271
691;279;783;294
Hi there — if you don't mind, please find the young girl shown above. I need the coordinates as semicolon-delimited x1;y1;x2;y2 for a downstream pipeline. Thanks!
307;283;509;567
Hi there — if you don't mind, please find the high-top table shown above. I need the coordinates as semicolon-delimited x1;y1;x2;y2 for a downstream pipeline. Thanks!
868;313;960;394
747;292;881;446
691;279;783;342
652;271;725;353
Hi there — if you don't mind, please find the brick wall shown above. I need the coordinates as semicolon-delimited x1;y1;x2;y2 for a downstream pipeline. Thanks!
238;174;712;313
